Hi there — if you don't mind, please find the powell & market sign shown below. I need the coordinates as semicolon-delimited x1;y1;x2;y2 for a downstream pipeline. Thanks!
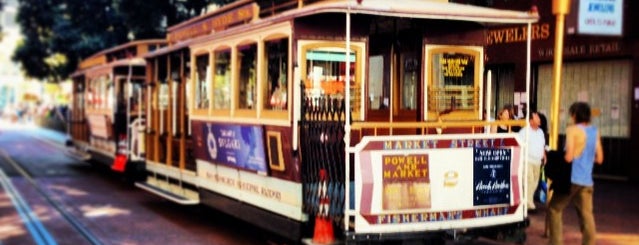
354;134;523;230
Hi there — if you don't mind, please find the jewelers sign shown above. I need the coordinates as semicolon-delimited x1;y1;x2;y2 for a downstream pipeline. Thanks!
578;0;624;36
353;134;524;233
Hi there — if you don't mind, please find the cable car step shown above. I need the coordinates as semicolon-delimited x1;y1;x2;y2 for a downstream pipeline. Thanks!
65;141;92;161
135;182;199;205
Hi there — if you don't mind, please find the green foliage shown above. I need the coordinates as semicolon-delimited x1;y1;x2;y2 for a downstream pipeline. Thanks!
0;0;4;38
12;0;230;82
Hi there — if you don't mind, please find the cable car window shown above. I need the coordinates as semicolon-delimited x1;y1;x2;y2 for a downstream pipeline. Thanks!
106;77;114;110
304;48;356;103
300;42;365;120
401;54;419;110
86;79;96;108
88;75;111;110
426;46;481;120
264;38;288;111
213;49;231;110
368;55;385;110
74;80;85;110
194;53;210;109
238;43;257;110
130;79;145;114
116;78;145;114
159;82;169;110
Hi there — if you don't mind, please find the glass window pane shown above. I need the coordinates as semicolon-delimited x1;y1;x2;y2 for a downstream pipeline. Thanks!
90;75;111;109
304;47;358;111
130;79;144;113
86;80;94;108
368;55;385;110
195;54;210;109
106;77;113;110
93;77;102;109
213;49;231;110
238;43;257;110
436;53;474;87
265;38;288;110
159;83;169;110
116;78;127;112
401;54;418;110
429;51;476;112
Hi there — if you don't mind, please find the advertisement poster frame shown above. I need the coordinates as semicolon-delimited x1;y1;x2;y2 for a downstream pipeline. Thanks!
353;133;524;233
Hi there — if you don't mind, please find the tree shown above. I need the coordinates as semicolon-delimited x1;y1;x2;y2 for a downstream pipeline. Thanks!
117;0;234;39
13;0;62;81
0;0;4;40
12;0;230;82
13;0;128;82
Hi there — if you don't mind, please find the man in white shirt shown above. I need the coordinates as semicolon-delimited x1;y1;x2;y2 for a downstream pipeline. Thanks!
519;111;547;212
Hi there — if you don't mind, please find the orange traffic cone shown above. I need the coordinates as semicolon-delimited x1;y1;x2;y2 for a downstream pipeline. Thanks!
112;154;127;172
312;216;334;244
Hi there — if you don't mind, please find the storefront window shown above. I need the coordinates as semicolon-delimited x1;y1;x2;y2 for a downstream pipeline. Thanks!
213;49;231;110
264;38;288;110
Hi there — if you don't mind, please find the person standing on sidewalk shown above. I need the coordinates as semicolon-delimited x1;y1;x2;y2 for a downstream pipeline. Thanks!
491;106;513;133
519;111;546;213
548;102;604;245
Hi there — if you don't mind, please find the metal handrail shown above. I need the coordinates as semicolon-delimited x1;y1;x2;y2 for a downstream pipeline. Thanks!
350;119;526;136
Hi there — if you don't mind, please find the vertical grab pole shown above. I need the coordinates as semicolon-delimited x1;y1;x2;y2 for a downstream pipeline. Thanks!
526;21;532;123
523;21;533;211
486;70;492;123
343;1;352;231
126;61;133;157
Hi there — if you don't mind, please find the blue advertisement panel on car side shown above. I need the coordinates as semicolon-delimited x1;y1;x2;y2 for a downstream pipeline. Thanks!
473;148;511;206
204;123;267;173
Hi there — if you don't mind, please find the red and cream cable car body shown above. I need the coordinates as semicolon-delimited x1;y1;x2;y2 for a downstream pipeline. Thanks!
133;0;536;242
68;40;166;176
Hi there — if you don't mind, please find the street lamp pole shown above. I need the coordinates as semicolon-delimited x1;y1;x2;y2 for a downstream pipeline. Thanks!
549;0;571;150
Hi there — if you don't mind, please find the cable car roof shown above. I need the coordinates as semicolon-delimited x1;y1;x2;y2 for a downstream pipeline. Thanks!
145;0;538;59
286;0;539;25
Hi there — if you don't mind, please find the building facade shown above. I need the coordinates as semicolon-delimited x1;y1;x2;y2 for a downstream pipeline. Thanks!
461;0;639;181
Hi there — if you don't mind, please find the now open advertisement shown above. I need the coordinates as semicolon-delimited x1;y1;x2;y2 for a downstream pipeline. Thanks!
353;134;524;233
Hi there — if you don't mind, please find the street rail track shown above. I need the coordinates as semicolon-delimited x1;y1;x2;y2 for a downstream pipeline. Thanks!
0;139;103;245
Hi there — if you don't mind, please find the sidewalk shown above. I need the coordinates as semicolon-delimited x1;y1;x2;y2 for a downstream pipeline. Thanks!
525;179;639;245
0;118;70;145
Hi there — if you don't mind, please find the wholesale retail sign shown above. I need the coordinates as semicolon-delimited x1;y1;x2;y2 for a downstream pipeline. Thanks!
353;134;524;233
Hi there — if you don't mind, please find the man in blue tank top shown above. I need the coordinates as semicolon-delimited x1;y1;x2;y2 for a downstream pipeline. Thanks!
548;102;604;245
